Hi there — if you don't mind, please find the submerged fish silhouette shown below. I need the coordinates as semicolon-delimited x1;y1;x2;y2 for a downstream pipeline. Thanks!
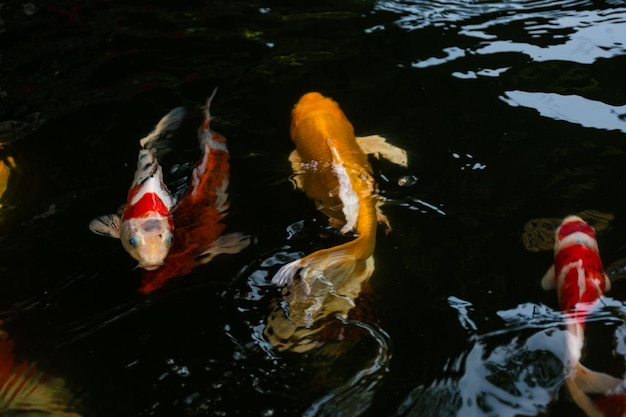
139;92;250;293
0;323;80;415
265;92;407;352
542;215;623;417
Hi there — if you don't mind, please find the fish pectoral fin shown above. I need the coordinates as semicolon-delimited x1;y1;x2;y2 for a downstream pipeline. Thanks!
195;233;252;264
541;265;556;290
376;199;392;234
604;273;612;292
574;363;623;394
89;214;121;238
356;135;408;167
288;150;305;191
288;149;302;171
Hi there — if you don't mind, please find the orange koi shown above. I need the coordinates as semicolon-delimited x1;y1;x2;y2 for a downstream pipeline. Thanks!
139;92;250;293
265;92;406;352
272;92;407;288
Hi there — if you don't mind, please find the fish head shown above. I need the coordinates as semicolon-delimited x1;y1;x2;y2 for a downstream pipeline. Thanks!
555;215;597;252
290;92;353;136
120;217;174;270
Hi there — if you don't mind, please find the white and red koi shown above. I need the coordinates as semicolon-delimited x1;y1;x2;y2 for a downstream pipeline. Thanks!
543;215;623;417
265;92;406;352
139;92;250;293
89;107;185;270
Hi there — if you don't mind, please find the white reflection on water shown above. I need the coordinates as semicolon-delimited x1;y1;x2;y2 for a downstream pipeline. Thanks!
376;0;626;68
501;90;626;133
396;297;626;417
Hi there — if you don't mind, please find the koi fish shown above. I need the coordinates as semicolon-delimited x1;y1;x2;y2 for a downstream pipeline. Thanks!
0;322;79;415
89;107;185;270
542;215;623;417
139;92;250;293
265;92;406;352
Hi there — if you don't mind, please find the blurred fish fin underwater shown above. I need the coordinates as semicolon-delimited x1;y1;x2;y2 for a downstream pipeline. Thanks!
0;330;81;416
573;363;623;395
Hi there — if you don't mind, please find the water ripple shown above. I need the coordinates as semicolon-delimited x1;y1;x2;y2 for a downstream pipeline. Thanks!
501;90;626;132
397;297;626;417
378;0;626;69
374;0;596;31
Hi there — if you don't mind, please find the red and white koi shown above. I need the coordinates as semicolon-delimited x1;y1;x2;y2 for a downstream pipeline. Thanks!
543;215;623;417
139;92;250;293
89;107;185;270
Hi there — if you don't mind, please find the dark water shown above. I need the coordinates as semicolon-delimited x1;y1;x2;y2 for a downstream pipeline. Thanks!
1;0;626;416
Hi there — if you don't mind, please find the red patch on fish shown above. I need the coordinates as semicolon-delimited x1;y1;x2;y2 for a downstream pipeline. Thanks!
122;192;172;221
139;132;230;293
557;220;595;241
554;218;608;329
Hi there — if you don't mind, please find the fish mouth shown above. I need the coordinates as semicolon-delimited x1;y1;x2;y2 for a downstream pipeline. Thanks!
139;262;164;271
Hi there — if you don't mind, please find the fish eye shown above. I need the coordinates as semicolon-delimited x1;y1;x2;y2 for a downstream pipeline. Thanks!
167;234;174;244
129;236;139;248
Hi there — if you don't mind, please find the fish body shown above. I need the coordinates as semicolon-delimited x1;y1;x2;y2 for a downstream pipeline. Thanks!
265;92;406;352
543;215;622;417
90;107;185;270
272;92;406;287
140;93;249;293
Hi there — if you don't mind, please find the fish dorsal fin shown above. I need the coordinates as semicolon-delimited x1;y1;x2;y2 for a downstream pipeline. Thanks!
327;138;359;234
89;214;121;238
356;135;408;167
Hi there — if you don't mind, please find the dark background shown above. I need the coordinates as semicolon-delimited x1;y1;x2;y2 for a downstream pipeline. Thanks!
1;1;626;416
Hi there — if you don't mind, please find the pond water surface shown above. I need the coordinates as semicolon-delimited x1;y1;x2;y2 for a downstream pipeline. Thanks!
1;1;626;416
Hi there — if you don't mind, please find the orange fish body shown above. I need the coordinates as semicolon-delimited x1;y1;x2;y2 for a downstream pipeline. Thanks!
265;92;407;352
289;92;377;258
140;94;249;293
272;93;395;287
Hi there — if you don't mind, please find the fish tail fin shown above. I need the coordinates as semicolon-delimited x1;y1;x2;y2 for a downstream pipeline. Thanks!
139;106;186;150
565;378;607;417
202;88;219;125
272;234;373;287
563;363;624;417
574;362;623;394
